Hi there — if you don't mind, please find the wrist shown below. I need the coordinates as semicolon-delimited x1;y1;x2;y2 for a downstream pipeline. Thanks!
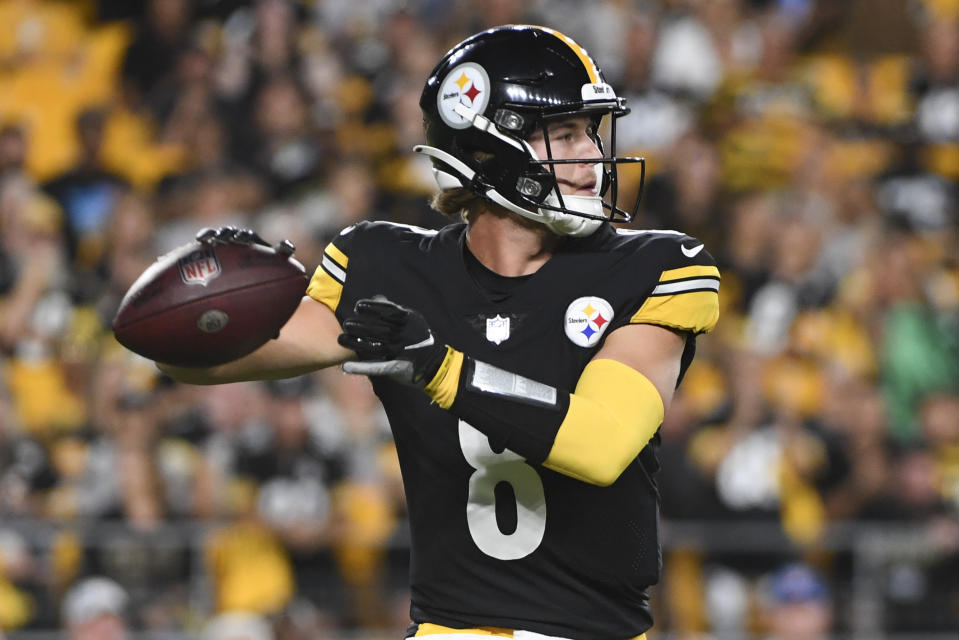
423;347;465;408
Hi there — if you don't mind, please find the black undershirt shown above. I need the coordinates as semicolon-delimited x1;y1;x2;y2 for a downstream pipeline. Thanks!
462;244;533;304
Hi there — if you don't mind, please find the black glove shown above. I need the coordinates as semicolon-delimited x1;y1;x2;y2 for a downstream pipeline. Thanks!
338;298;448;387
196;226;295;256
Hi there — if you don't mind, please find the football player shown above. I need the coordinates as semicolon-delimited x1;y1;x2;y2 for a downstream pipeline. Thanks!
161;25;720;640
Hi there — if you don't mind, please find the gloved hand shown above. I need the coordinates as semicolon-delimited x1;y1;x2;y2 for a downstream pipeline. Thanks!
196;226;295;256
338;297;449;387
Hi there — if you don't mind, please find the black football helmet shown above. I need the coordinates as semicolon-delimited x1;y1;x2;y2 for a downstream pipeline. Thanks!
416;25;645;236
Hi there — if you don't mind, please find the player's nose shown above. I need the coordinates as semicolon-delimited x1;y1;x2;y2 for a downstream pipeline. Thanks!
575;134;602;164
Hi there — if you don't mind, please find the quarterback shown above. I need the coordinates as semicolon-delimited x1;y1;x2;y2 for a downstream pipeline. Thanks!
161;25;720;640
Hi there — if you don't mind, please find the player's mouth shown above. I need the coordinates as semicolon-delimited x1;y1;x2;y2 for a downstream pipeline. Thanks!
558;179;598;196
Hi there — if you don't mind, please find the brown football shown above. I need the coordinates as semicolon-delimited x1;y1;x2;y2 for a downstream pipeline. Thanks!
112;240;308;367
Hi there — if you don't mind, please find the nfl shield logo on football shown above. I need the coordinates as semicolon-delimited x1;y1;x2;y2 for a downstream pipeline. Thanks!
178;247;221;286
486;314;510;344
564;296;614;348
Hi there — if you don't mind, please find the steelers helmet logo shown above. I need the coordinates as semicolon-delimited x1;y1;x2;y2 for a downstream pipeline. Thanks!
564;296;614;347
437;62;490;129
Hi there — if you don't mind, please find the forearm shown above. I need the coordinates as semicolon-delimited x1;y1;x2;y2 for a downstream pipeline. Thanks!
544;360;665;484
159;296;352;384
428;353;665;486
158;344;329;384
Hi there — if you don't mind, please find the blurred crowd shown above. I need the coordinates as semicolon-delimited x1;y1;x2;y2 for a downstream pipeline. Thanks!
0;0;958;638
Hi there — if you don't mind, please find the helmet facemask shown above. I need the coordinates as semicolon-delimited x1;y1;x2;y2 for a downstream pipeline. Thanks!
513;107;645;236
416;103;645;237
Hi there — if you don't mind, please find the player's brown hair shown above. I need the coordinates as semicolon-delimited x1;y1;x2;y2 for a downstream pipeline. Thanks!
430;188;485;224
428;150;495;224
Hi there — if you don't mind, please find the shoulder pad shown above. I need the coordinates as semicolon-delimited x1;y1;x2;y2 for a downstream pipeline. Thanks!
306;223;364;313
624;230;720;334
306;222;443;314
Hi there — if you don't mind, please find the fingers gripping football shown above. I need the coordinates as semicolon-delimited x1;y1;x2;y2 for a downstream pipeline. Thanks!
196;226;296;257
112;228;307;367
338;298;448;387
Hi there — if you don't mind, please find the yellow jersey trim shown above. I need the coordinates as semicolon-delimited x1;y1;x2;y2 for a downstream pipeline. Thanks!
660;264;720;282
305;266;342;313
544;359;664;486
306;242;349;312
630;290;719;334
325;242;348;270
630;264;721;333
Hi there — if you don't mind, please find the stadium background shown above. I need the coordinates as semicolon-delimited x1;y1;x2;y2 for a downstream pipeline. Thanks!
0;0;958;638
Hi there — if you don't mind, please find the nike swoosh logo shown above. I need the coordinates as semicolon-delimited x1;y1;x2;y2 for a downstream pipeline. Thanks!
681;243;704;258
405;334;435;350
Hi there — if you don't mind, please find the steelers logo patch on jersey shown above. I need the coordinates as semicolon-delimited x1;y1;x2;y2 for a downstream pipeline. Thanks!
564;296;614;347
437;62;490;129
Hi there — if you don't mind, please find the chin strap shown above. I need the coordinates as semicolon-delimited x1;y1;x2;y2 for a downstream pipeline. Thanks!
414;144;546;229
416;101;604;237
414;144;603;237
525;147;604;237
544;205;602;237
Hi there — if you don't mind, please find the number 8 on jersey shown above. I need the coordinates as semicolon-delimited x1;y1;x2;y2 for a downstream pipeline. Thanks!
459;420;547;560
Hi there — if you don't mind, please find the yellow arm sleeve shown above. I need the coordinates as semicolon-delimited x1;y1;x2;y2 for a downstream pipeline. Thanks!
543;358;665;486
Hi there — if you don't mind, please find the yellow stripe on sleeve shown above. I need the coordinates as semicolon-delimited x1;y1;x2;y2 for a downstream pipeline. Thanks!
305;241;349;313
325;242;348;270
630;290;719;334
544;359;664;486
305;265;342;313
660;265;721;282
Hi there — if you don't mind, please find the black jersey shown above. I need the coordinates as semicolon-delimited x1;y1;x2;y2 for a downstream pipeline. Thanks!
307;221;720;640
